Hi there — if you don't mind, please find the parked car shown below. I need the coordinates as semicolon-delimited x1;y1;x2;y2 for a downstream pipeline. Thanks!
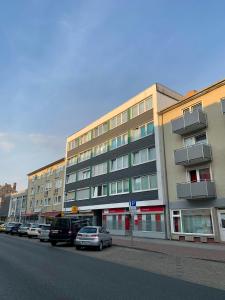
0;223;6;233
75;226;112;251
10;223;22;235
39;224;51;242
49;217;91;246
18;223;33;236
5;222;21;234
27;224;46;238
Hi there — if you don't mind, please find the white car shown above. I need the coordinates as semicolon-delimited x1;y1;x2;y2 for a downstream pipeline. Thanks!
27;224;45;238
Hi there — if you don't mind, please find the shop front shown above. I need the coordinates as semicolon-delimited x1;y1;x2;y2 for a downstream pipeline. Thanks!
170;208;215;242
102;205;166;239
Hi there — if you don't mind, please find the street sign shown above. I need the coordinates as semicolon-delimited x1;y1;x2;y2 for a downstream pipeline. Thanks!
129;200;137;214
71;206;78;214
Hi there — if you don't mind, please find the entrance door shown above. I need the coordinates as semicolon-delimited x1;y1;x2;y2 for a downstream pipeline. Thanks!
218;210;225;241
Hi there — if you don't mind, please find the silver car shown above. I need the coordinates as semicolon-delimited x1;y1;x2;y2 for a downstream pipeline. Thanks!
39;224;51;242
75;226;112;251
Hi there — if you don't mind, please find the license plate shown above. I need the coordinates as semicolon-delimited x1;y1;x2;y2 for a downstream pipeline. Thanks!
51;230;59;234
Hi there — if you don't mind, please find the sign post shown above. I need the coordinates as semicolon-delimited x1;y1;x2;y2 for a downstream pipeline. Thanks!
129;200;136;246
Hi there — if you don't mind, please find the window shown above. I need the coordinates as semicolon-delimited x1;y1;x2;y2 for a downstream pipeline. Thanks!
80;131;92;145
110;133;128;150
66;173;76;184
77;168;91;181
65;191;75;202
78;149;92;163
172;209;213;235
92;162;107;177
67;156;78;167
55;179;62;189
182;102;202;115
131;97;152;119
184;133;207;147
76;188;90;200
131;122;154;141
109;110;129;129
92;122;108;138
92;184;107;198
132;174;157;192
45;182;52;191
109;179;129;195
92;142;108;157
54;196;62;205
68;138;79;151
132;147;156;165
110;154;129;172
188;167;211;182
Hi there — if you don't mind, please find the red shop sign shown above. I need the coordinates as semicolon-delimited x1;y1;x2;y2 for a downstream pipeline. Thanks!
139;206;164;212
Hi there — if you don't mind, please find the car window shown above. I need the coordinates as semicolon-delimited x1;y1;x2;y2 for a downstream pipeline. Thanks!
79;227;97;234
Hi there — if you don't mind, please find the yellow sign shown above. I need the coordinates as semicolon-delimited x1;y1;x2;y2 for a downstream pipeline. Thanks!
71;206;78;214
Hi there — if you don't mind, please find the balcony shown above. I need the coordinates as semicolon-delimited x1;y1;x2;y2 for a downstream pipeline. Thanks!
221;99;225;114
177;181;216;200
171;110;207;135
174;143;212;166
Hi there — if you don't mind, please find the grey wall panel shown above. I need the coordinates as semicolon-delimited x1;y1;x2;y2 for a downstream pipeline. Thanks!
66;134;155;175
67;110;153;158
170;198;225;209
65;160;157;192
64;190;158;208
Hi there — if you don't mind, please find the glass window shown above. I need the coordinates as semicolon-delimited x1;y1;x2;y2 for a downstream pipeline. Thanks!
110;155;129;172
150;174;158;189
117;181;123;193
182;214;212;234
192;103;202;112
131;122;154;141
92;184;107;198
110;182;116;195
109;179;129;195
199;168;211;181
141;176;149;190
195;133;207;144
131;104;138;118
145;97;152;110
123;179;129;193
132;175;157;192
122;111;128;123
139;101;145;114
133;177;141;191
77;169;90;181
92;162;107;177
76;188;90;200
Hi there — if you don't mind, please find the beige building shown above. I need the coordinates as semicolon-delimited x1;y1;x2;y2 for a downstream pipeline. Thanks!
159;78;225;242
8;190;27;222
26;158;65;223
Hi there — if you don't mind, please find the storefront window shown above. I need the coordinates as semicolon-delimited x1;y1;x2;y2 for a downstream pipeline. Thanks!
171;209;213;235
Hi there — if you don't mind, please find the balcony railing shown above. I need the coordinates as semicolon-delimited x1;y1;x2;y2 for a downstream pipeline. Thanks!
174;143;212;166
177;180;216;200
171;110;207;135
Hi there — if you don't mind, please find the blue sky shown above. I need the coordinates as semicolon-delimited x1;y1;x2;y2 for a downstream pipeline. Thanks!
1;0;225;189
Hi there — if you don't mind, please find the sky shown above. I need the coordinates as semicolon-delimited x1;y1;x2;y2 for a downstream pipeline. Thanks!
1;0;225;190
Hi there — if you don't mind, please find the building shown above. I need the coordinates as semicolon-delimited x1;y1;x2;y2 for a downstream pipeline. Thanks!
0;183;17;221
8;190;27;222
160;78;225;242
64;84;182;238
26;158;65;223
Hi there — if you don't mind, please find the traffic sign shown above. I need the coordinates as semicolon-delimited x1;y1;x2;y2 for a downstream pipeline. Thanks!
71;206;78;214
129;200;137;214
129;200;136;207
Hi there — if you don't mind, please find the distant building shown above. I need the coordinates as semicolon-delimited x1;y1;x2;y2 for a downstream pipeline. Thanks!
8;190;28;222
0;183;17;221
26;158;65;223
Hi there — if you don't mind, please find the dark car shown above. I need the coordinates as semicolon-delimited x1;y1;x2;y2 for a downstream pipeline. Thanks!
49;217;91;246
5;222;21;234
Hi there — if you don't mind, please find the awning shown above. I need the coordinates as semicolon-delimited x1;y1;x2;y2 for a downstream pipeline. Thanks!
40;211;61;217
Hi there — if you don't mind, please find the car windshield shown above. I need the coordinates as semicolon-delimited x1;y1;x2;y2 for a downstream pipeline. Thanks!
41;225;50;230
79;227;97;234
31;224;39;228
51;218;70;230
22;224;30;227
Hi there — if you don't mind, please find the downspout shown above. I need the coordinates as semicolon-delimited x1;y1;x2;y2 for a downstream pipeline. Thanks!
161;113;172;240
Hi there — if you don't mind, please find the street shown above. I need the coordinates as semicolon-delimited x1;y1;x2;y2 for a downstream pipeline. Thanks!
0;235;225;300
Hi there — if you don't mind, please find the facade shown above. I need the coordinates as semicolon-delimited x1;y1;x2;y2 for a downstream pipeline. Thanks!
64;83;182;238
26;158;65;223
160;78;225;242
0;183;17;221
8;190;27;222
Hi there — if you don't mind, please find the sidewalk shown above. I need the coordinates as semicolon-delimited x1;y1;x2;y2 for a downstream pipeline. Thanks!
112;235;225;263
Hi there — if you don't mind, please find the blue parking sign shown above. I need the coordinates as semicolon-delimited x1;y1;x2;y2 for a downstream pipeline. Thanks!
129;200;136;207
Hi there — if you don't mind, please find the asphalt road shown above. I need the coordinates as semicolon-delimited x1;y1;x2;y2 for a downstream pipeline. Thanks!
0;234;224;300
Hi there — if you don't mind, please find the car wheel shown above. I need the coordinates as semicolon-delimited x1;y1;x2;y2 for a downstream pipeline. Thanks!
76;246;81;250
28;235;31;238
51;241;57;246
40;239;44;242
98;242;103;251
108;239;112;247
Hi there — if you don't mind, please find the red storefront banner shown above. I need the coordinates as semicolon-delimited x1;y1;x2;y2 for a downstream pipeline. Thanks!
104;208;127;214
139;206;164;212
41;211;61;217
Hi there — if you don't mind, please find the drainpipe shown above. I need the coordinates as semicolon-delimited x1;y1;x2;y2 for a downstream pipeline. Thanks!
161;114;172;240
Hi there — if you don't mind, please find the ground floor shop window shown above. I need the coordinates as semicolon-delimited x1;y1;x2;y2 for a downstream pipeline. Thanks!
172;209;213;235
134;213;164;232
